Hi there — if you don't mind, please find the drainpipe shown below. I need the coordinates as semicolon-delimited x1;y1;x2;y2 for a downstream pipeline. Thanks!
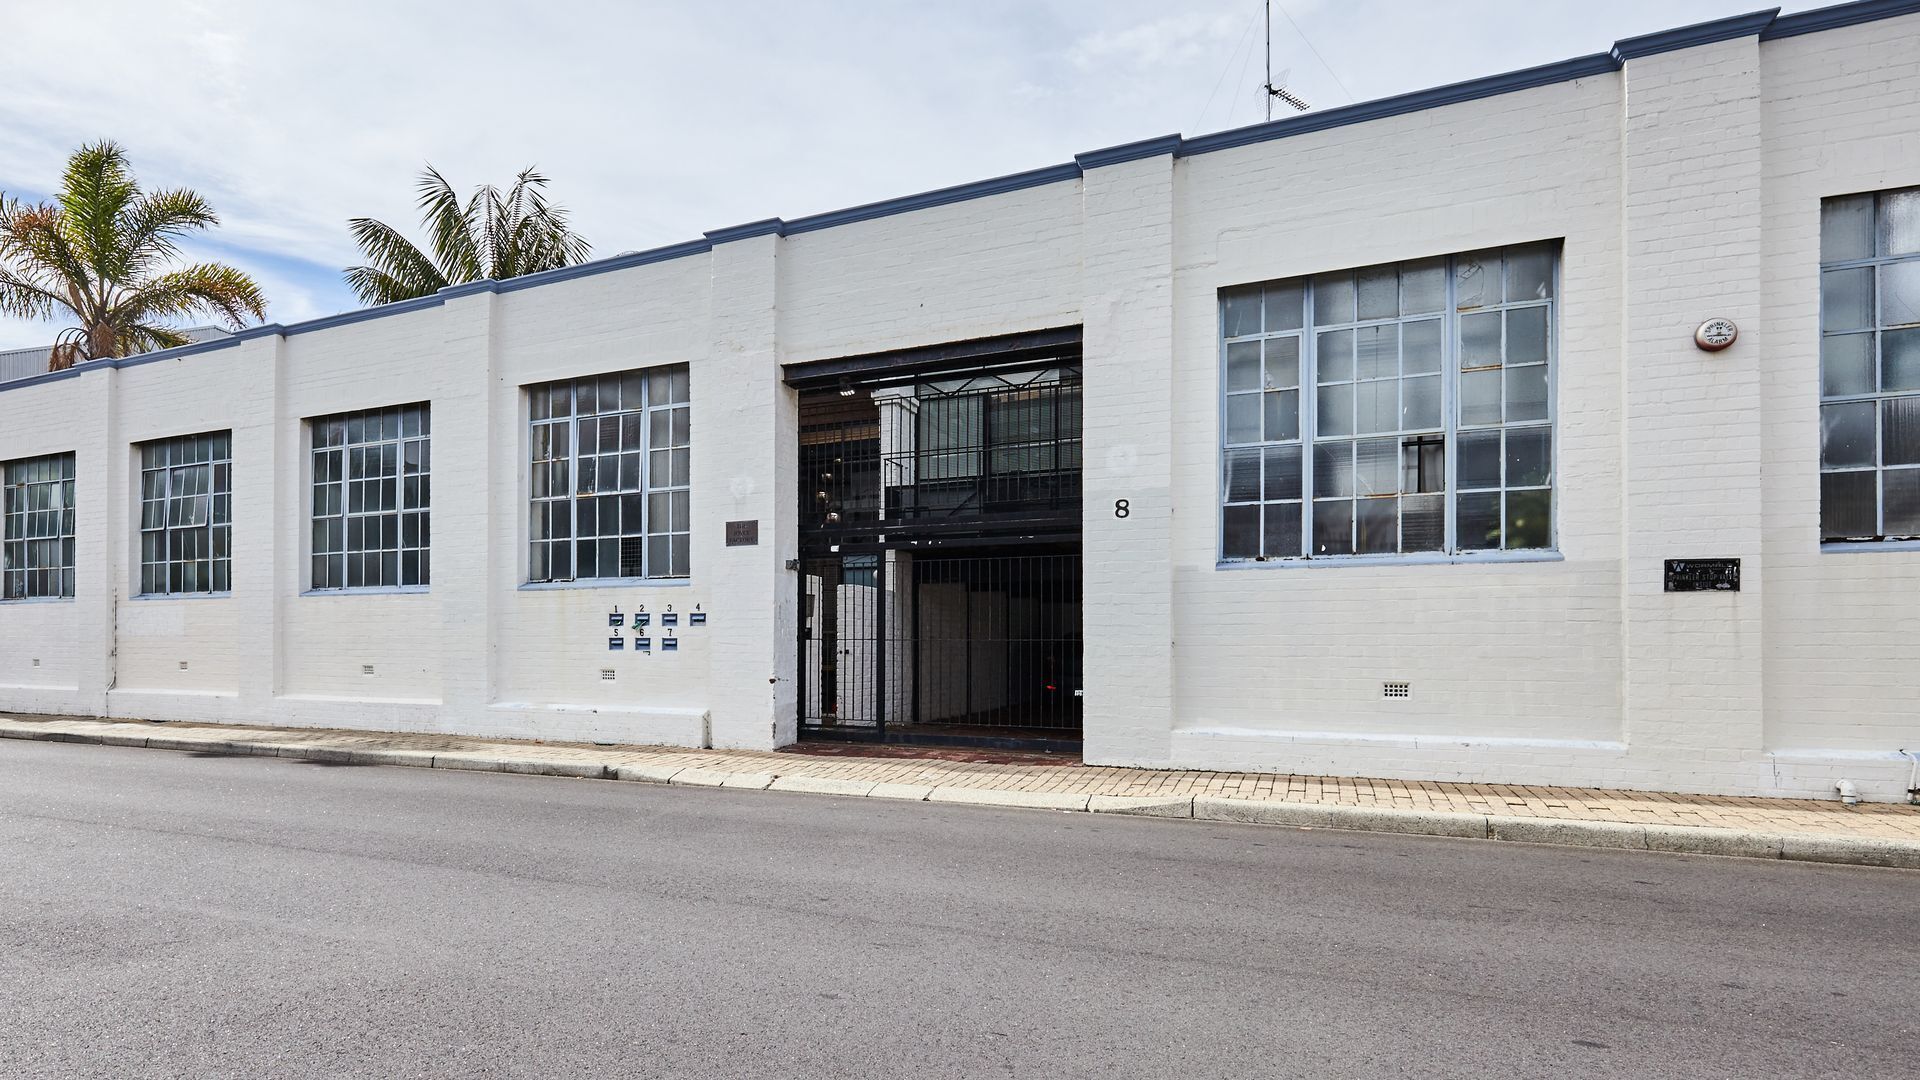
1900;749;1920;806
1835;778;1860;806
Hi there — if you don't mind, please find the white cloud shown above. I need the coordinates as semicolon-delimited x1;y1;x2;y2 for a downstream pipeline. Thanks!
0;0;1818;355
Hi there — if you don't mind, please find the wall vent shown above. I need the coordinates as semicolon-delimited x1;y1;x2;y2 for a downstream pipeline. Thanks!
600;668;618;681
30;659;40;668
178;661;189;671
1382;681;1411;699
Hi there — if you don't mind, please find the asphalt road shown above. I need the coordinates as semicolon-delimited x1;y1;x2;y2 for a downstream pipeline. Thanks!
1;740;1914;1080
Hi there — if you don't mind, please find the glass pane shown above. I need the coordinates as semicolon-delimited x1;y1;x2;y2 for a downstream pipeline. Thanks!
1884;469;1920;536
1223;291;1261;337
1401;375;1440;430
1263;281;1305;332
1822;333;1876;396
1820;401;1875;467
1356;267;1398;321
1354;380;1397;435
1264;336;1300;389
1402;319;1442;374
1454;251;1499;311
1313;441;1355;498
1263;444;1302;500
1506;427;1553;488
1354;437;1398;497
1225;394;1261;444
1458;428;1502;489
1401;259;1445;315
1225;340;1261;392
1263;502;1302;557
1822;267;1873;332
1459;370;1502;426
1316;330;1354;382
1884;328;1920;392
1356;498;1397;554
1821;471;1878;539
1879;189;1920;257
1313;272;1354;326
1224;448;1262;502
1506;307;1549;366
1882;260;1920;326
1460;312;1502;369
1457;492;1503;550
1505;365;1549;422
1263;389;1299;441
1822;193;1875;263
1505;489;1551;549
1505;244;1555;302
1884;395;1920;465
1222;504;1260;559
1402;494;1443;552
1316;383;1354;438
1354;324;1397;380
1401;436;1445;494
1312;499;1353;555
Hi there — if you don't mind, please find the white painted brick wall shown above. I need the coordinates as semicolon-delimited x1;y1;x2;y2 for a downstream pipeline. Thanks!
2;13;1916;798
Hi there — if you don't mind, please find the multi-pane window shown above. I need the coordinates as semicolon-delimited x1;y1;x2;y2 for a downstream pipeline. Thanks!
138;432;231;595
311;404;430;590
2;454;76;599
528;366;690;582
1221;243;1557;560
1819;188;1920;542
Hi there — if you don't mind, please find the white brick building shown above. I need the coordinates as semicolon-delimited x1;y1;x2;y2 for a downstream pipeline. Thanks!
5;2;1920;800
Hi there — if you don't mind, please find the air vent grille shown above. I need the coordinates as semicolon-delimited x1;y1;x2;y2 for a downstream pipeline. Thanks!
1383;681;1411;699
600;669;618;681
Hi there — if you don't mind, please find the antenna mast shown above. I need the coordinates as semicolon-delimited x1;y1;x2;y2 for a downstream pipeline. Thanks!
1262;0;1311;118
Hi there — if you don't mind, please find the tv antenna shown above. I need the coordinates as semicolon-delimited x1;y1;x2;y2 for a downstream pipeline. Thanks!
1263;0;1311;119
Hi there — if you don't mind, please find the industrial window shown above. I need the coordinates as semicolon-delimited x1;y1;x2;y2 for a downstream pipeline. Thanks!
528;365;689;582
2;453;76;600
1818;189;1920;543
310;404;430;590
138;431;232;595
1220;243;1557;560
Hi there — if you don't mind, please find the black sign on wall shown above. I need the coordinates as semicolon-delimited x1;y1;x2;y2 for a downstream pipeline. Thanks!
725;520;760;547
1664;558;1741;592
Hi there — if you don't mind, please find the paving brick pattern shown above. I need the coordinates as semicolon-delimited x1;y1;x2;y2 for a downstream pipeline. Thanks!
6;713;1919;841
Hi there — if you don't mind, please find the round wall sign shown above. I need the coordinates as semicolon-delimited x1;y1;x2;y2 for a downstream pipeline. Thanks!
1694;318;1738;352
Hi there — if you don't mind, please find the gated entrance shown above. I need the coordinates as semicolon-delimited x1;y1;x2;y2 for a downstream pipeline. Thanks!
786;329;1084;751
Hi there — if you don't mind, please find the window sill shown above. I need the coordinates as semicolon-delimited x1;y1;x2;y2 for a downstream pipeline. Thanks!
130;592;233;601
301;586;431;597
518;578;692;592
0;595;76;605
1821;539;1920;554
1216;550;1564;570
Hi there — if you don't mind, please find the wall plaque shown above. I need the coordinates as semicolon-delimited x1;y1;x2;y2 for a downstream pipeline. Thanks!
1664;558;1740;592
725;520;760;546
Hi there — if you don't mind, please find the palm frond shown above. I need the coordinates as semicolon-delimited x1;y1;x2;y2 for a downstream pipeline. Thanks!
416;165;483;284
57;140;139;287
115;262;268;344
345;216;447;304
118;187;218;279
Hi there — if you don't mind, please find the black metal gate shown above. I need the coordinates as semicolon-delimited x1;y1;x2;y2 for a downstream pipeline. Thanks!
797;550;1082;748
792;354;1084;751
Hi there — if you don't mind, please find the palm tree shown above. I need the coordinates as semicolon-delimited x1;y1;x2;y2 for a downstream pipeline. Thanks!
344;166;591;306
0;140;268;371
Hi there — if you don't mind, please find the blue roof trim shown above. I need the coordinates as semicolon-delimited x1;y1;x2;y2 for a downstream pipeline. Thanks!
1076;135;1182;169
495;238;714;293
1763;0;1920;38
782;162;1083;236
705;219;787;243
1610;7;1779;61
1176;52;1619;158
6;0;1914;400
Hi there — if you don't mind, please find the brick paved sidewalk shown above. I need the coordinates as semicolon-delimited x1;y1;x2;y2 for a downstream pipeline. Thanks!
5;711;1917;844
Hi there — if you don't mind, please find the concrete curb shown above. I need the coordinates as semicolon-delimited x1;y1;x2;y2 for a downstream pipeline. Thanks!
3;720;1917;869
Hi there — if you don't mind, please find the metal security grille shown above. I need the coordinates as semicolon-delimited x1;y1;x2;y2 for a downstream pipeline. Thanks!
798;551;1082;747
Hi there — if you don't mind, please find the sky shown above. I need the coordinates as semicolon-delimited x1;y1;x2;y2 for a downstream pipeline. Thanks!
0;0;1817;350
